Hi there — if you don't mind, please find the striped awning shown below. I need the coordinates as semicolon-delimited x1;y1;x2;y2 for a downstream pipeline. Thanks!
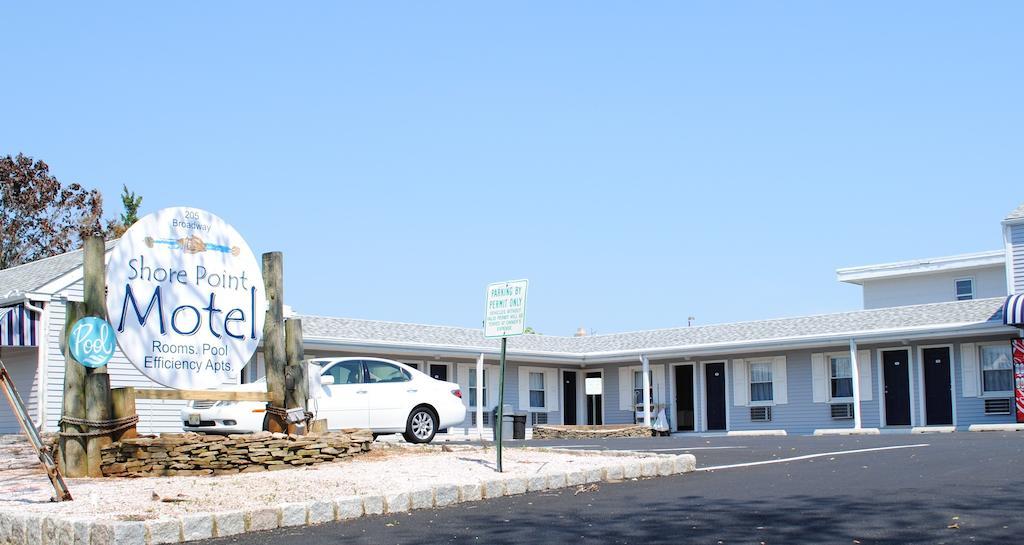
1003;294;1024;326
0;304;38;347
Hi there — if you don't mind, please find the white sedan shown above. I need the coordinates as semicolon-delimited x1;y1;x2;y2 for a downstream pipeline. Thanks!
181;357;466;443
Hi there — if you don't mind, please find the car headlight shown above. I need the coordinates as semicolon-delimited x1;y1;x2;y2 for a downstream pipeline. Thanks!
216;401;238;407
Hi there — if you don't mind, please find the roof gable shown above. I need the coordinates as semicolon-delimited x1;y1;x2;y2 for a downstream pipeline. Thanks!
0;241;117;297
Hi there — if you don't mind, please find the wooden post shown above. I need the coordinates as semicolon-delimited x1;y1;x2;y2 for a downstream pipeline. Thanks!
82;235;105;318
262;252;287;432
60;302;87;477
83;235;113;476
284;318;307;410
85;372;111;476
110;387;138;442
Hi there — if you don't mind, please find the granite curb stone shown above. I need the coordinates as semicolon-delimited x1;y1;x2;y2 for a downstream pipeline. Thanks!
0;450;695;545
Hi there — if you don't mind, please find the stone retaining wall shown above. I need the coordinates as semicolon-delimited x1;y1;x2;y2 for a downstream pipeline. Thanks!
531;424;653;440
100;430;373;478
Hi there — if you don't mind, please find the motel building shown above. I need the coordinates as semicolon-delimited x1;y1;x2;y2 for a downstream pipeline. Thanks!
3;203;1024;437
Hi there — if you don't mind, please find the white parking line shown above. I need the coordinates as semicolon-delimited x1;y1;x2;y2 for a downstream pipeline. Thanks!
697;443;930;472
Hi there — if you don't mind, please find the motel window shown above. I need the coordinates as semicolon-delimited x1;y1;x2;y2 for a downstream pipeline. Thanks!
469;369;488;407
955;278;974;301
633;370;654;406
529;372;545;408
829;356;854;399
749;362;774;403
980;344;1013;393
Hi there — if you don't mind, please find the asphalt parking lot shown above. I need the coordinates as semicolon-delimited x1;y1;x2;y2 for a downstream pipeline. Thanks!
201;432;1024;545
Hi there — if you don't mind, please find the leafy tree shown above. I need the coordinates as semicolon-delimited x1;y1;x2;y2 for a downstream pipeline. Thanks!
523;326;540;335
107;184;143;238
0;153;105;269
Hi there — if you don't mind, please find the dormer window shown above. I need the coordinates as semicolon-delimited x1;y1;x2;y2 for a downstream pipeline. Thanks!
954;277;974;301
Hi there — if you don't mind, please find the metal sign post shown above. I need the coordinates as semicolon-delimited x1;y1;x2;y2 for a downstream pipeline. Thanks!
484;280;528;473
495;337;507;471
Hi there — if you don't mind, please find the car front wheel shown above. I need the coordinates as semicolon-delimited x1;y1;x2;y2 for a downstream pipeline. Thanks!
403;407;437;444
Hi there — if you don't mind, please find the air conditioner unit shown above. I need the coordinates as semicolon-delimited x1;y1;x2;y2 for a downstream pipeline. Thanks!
531;412;549;425
830;403;854;420
984;398;1012;415
750;406;771;422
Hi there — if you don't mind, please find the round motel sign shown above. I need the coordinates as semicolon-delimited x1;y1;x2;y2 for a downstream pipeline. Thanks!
105;207;266;389
68;317;116;368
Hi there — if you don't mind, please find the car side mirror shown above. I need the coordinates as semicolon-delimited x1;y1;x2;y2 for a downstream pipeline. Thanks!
320;375;335;386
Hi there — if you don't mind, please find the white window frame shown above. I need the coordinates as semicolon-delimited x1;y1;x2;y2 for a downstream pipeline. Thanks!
468;368;489;408
748;360;774;406
825;352;854;401
518;366;558;412
954;277;975;301
633;369;654;407
528;371;546;410
977;341;1014;398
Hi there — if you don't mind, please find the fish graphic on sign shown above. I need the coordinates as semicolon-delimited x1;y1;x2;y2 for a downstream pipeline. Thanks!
144;235;241;256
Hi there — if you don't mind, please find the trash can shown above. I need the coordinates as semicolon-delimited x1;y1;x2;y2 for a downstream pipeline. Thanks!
512;412;527;440
491;404;514;441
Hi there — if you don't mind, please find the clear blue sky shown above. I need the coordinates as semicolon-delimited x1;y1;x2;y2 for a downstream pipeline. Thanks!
2;3;1021;336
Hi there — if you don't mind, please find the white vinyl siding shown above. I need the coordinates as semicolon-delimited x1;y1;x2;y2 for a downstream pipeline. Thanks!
0;348;38;434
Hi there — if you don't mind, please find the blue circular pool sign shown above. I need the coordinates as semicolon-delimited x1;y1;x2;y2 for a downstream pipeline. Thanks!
69;317;117;368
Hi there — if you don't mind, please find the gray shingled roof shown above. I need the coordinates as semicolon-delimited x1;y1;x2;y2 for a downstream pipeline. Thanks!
0;241;116;296
1005;203;1024;221
3;246;1011;357
301;297;1008;356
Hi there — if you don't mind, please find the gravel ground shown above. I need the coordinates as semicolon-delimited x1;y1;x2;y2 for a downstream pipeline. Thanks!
0;444;651;521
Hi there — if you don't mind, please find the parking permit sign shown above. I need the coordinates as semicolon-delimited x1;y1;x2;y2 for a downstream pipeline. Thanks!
484;280;528;338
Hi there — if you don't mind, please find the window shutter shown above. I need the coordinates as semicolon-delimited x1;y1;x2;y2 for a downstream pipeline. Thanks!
455;364;472;409
960;343;978;398
488;366;500;409
618;367;633;411
651;364;666;405
732;360;748;406
518;367;530;411
772;356;788;405
857;350;873;401
544;369;559;412
811;353;828;403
